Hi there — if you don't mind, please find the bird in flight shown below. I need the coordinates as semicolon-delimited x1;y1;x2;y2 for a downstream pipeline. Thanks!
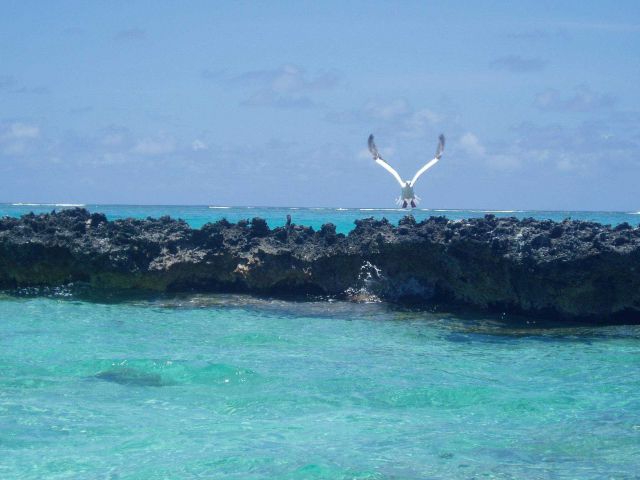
368;134;445;208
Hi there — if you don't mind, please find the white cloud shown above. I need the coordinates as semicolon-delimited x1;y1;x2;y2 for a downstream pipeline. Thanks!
364;99;411;120
459;132;486;157
535;86;615;113
2;122;40;140
208;64;340;109
241;91;315;109
0;122;40;155
191;139;208;151
132;135;176;156
490;55;547;73
556;156;578;171
458;133;523;170
402;108;442;138
485;153;521;170
100;127;130;147
235;64;339;94
329;99;442;139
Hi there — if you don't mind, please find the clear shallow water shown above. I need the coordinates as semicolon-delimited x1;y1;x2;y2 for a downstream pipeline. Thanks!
1;294;639;479
1;203;638;233
1;204;640;478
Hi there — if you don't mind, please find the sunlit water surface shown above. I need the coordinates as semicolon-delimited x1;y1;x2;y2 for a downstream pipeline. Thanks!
1;205;639;478
1;294;639;479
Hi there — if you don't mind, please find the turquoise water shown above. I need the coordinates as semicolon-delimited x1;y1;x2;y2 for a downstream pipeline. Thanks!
1;205;640;478
1;294;639;479
2;203;639;233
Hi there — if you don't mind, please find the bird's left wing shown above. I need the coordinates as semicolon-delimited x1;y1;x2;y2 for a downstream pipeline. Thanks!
376;158;404;187
410;134;445;186
369;134;404;187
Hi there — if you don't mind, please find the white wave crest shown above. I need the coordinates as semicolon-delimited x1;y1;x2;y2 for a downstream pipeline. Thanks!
12;203;85;207
208;206;231;209
479;210;522;213
359;208;405;212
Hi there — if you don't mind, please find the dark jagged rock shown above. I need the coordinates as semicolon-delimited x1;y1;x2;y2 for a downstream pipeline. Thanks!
1;208;639;323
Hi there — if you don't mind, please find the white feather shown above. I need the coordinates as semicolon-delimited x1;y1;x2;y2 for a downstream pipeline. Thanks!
410;157;439;187
375;158;405;187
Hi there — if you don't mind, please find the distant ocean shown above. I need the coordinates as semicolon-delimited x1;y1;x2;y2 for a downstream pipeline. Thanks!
1;204;639;479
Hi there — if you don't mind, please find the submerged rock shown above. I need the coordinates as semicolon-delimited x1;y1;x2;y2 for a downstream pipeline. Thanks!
1;209;639;323
95;368;165;387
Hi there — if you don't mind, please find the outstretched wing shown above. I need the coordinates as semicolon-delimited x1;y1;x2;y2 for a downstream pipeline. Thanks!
435;134;445;159
376;158;405;187
368;134;404;187
367;134;379;158
410;134;445;187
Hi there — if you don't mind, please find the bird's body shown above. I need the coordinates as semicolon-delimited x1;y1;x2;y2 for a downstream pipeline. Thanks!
401;183;415;201
368;134;445;208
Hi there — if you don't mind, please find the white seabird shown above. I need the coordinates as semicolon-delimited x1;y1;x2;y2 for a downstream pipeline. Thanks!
368;134;445;208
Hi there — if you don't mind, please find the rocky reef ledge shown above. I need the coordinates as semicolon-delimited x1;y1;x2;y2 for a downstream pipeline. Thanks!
1;208;639;323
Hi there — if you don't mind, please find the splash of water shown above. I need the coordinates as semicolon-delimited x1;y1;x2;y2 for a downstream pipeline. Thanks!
345;261;384;303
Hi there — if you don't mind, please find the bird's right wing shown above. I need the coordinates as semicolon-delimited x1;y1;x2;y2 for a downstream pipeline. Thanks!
368;134;404;187
409;134;445;186
435;134;445;159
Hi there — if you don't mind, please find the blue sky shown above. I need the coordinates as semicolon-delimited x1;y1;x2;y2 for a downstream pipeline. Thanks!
1;0;639;210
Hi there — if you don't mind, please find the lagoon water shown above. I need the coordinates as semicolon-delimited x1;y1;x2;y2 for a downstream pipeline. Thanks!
1;205;639;479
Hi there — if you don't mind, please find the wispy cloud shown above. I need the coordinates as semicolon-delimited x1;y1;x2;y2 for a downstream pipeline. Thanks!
191;139;207;151
0;75;49;95
0;121;41;156
0;75;15;90
1;122;40;140
506;29;569;41
554;21;640;33
233;64;339;92
132;134;176;156
458;132;521;169
13;85;50;95
535;86;616;113
203;64;340;109
490;55;547;73
363;99;412;121
510;117;639;173
327;98;442;138
459;132;486;157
